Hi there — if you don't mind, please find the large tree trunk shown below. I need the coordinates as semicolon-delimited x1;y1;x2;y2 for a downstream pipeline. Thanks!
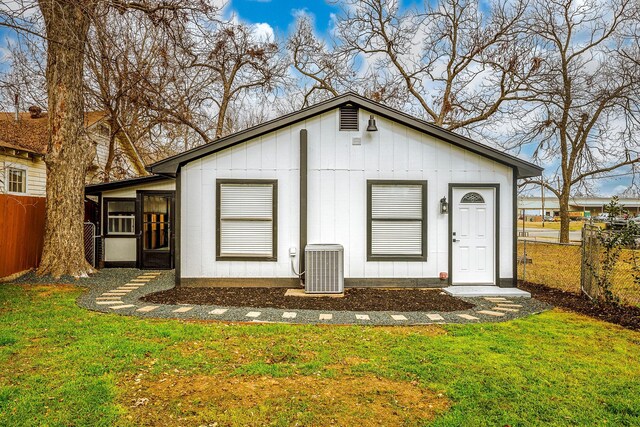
558;189;571;243
37;0;96;277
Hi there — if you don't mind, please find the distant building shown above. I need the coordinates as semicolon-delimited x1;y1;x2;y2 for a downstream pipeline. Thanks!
518;196;640;218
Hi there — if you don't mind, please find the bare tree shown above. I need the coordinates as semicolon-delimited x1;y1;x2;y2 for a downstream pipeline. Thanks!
515;0;640;242
0;0;212;277
134;20;286;143
335;0;535;130
84;8;169;181
287;15;357;108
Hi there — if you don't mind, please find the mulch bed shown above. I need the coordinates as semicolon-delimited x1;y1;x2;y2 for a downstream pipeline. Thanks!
520;281;640;331
141;287;474;312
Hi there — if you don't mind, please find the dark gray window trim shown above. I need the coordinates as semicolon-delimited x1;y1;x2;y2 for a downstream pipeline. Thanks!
102;197;136;238
367;180;428;262
447;183;500;286
216;178;278;262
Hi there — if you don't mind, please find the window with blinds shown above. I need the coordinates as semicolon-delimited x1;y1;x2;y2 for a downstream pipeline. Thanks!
217;180;277;260
367;181;427;261
105;199;135;235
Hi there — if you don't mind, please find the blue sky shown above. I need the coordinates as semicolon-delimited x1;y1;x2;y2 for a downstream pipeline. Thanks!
227;0;424;35
228;0;340;35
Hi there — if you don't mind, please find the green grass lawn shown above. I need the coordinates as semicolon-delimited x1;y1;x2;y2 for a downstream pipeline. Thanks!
1;284;640;426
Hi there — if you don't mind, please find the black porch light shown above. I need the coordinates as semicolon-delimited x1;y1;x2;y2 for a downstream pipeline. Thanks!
440;196;449;214
366;115;378;132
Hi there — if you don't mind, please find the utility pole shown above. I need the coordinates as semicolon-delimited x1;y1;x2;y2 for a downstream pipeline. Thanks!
541;179;545;228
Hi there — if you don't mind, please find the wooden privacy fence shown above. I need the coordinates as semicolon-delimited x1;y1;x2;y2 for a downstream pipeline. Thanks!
0;194;46;277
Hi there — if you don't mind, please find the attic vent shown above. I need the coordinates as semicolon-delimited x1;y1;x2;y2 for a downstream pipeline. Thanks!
339;106;359;131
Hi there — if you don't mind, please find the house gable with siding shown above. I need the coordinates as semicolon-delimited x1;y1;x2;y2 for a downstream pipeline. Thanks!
150;93;542;288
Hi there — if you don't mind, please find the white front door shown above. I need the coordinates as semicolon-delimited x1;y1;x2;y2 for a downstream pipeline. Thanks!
451;187;496;285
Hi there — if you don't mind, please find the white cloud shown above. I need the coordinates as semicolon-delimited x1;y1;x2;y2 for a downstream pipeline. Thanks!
251;22;275;42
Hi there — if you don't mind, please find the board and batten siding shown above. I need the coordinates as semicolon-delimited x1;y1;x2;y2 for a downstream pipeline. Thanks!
180;109;514;280
100;179;175;263
0;154;47;197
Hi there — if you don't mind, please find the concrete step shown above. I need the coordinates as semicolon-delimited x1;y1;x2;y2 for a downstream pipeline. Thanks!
443;286;531;298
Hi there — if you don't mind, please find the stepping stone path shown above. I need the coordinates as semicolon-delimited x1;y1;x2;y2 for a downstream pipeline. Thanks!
457;314;479;320
94;272;161;311
494;306;519;312
477;310;505;317
82;270;546;325
111;304;135;310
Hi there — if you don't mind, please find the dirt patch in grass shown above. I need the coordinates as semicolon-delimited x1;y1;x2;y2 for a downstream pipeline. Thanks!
141;287;473;312
121;373;450;426
16;284;79;297
520;281;640;331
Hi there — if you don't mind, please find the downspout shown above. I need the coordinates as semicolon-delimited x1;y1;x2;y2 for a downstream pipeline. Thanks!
175;169;181;286
299;129;308;286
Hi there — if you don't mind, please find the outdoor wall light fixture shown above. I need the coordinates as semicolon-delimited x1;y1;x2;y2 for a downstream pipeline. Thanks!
440;197;449;214
366;115;378;132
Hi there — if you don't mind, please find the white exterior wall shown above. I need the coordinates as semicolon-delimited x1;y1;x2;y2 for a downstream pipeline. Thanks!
101;178;175;263
0;154;46;197
181;109;515;280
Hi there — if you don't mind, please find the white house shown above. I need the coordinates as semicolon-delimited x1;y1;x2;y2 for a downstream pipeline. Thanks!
140;93;542;290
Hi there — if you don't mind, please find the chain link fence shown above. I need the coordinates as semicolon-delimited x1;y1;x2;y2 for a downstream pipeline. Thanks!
518;231;640;307
83;222;96;268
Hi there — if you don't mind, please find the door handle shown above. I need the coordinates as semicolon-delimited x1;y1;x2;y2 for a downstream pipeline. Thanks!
452;238;458;243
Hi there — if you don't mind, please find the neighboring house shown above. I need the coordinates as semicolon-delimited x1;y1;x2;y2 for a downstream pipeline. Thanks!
0;108;147;277
88;93;542;291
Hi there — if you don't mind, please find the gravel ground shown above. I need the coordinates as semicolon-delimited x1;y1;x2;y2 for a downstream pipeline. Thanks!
6;269;551;325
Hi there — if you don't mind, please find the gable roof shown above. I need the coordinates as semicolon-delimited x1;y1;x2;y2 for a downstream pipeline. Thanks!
148;92;543;179
85;174;170;195
0;111;107;155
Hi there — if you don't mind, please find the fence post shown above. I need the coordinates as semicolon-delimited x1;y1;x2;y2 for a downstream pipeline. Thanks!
522;239;527;282
580;225;585;294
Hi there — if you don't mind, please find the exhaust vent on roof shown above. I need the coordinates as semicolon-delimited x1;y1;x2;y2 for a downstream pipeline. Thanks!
339;105;359;131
